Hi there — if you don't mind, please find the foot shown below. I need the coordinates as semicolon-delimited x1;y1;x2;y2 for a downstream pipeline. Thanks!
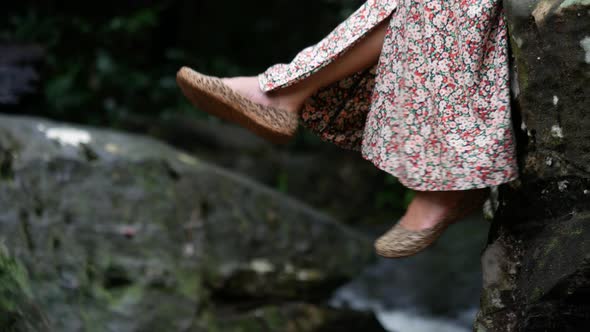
176;67;299;143
398;188;489;231
221;76;303;114
373;188;489;258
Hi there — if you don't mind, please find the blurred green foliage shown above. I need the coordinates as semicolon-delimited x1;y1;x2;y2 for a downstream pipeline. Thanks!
1;0;411;216
1;1;364;126
2;4;186;125
376;175;415;211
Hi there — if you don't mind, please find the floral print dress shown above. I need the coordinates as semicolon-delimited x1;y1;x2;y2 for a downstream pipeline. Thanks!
258;0;519;191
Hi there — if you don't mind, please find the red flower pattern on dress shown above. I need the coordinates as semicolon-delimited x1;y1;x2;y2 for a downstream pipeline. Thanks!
258;0;518;191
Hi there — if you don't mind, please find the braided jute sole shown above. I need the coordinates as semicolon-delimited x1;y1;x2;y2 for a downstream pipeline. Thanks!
176;67;299;144
374;188;490;258
374;219;452;258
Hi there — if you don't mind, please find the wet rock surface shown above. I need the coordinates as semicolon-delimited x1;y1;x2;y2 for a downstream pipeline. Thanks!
0;115;385;331
201;303;387;332
117;112;408;229
475;1;590;331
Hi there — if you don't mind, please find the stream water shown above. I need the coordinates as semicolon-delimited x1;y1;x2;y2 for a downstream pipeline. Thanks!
330;213;490;332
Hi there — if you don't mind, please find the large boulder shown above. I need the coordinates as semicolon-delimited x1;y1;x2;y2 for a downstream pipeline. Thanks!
0;115;382;331
475;1;590;331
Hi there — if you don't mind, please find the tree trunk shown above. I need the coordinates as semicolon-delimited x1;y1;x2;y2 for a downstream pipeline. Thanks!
475;0;590;331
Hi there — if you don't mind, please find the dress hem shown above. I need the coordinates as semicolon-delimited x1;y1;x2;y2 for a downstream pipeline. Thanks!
360;149;520;191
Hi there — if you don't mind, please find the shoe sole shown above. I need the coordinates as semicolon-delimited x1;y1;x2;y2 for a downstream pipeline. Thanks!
374;223;450;258
176;67;298;144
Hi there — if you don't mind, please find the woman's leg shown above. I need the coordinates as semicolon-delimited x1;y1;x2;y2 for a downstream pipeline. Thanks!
222;18;390;114
399;188;489;230
222;19;487;232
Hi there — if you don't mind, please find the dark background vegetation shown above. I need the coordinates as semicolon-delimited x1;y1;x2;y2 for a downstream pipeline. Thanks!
1;0;412;227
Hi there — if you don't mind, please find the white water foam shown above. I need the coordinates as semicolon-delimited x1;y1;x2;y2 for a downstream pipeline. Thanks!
331;286;475;332
376;308;474;332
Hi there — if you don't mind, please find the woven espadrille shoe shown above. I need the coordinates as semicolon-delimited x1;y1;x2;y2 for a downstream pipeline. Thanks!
176;67;299;144
374;188;490;258
374;220;453;258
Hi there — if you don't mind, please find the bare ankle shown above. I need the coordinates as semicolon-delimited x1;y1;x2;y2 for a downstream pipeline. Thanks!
399;188;488;230
265;90;305;114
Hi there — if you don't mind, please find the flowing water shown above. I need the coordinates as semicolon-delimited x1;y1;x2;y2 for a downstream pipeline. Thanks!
330;213;489;332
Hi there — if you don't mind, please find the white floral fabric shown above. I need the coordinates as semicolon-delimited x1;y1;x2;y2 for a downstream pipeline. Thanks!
259;0;519;191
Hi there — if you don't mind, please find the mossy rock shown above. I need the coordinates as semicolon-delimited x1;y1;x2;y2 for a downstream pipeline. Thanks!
0;115;376;331
196;303;387;332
